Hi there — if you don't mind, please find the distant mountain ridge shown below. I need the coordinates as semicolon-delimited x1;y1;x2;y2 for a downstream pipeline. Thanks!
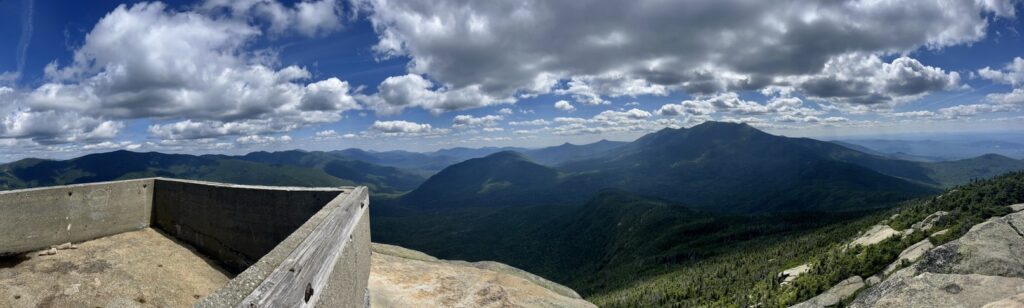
0;150;346;190
830;140;944;162
818;141;1024;187
0;150;426;193
5;123;1020;198
522;140;628;166
330;140;628;174
0;138;631;193
227;150;426;192
330;148;462;175
837;138;1024;160
368;122;1024;213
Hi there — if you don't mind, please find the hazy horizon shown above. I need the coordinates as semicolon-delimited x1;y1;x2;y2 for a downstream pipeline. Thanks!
4;122;1024;163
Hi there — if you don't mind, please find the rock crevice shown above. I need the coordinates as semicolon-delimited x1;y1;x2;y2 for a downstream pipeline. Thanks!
1004;217;1024;239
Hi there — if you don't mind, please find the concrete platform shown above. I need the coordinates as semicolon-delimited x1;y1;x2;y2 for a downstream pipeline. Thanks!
0;228;230;308
0;178;371;307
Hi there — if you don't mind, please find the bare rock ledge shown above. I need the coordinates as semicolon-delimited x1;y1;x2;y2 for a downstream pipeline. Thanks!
791;276;865;308
850;211;1024;307
368;243;595;308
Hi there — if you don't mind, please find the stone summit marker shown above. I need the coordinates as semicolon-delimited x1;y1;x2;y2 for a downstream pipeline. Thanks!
0;178;370;307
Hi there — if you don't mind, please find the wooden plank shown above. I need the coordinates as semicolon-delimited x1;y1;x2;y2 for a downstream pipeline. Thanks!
238;186;368;308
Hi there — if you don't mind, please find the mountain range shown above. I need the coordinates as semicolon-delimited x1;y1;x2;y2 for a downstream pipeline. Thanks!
0;150;424;193
369;122;1024;303
836;138;1024;161
394;122;1024;212
329;139;627;175
3;121;1024;306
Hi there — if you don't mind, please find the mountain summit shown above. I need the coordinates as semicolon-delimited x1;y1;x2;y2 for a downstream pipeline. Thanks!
400;122;935;213
401;151;561;208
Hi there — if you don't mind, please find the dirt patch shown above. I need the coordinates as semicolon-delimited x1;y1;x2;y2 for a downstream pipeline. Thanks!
35;261;79;274
78;260;112;274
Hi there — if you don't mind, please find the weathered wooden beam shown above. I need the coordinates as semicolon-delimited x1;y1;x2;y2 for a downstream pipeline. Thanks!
238;186;369;307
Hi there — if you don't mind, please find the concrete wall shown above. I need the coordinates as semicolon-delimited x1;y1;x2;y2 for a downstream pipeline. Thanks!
151;179;344;274
198;186;371;307
1;177;371;306
0;179;154;255
317;205;372;307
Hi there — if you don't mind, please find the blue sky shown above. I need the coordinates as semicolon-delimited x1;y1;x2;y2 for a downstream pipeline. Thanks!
1;0;1024;161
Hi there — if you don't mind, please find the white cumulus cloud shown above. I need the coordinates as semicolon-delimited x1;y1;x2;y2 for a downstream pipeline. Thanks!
355;0;1008;108
554;100;576;112
370;120;435;134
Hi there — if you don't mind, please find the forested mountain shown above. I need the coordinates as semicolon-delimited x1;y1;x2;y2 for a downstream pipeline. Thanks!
371;122;1024;307
381;190;855;291
796;136;1024;188
5;122;1017;200
331;149;464;174
394;122;939;213
831;140;943;162
559;122;938;212
920;153;1024;186
521;139;628;166
336;146;529;174
227;150;426;193
329;140;627;174
401;151;564;208
0;150;347;190
0;150;426;193
430;146;528;161
591;171;1024;307
376;165;1024;307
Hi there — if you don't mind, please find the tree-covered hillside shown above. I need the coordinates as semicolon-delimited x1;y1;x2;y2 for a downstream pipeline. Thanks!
0;150;426;193
0;150;345;189
228;150;426;193
377;170;1024;307
589;171;1024;307
373;122;1024;307
400;151;566;208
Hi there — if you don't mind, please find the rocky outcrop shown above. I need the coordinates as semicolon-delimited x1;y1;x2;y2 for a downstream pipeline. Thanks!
368;243;595;308
865;275;882;286
916;212;1024;278
930;228;949;238
791;276;865;308
849;225;901;247
850;211;1024;307
984;293;1024;308
850;273;1024;307
779;264;810;285
911;211;949;231
881;239;933;276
